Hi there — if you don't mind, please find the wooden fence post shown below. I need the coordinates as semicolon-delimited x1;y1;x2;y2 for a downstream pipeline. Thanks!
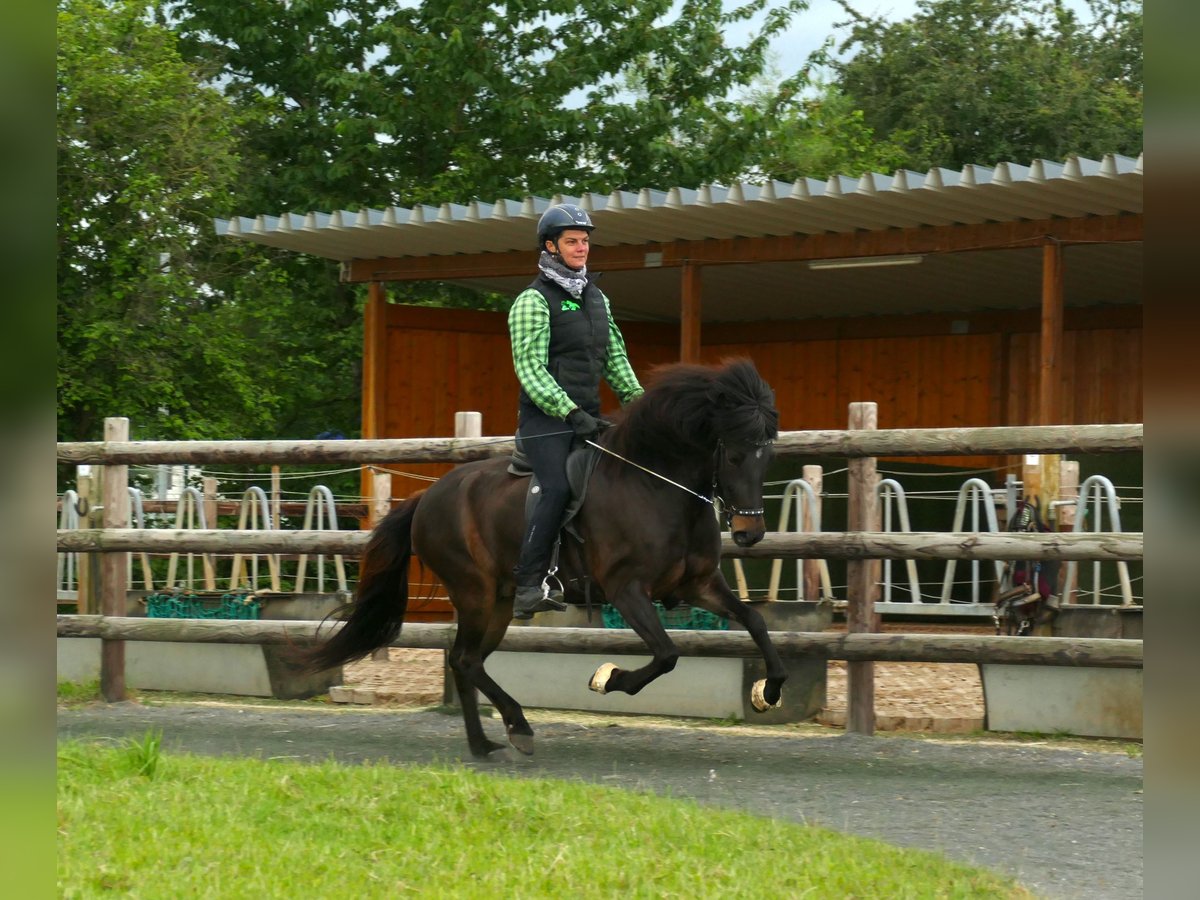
802;464;823;602
442;412;484;702
100;417;130;702
846;402;880;735
367;470;394;662
369;470;393;527
202;476;218;590
75;469;98;615
1059;461;1080;603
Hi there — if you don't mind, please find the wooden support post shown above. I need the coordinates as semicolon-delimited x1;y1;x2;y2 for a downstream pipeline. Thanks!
802;465;823;602
1039;241;1065;428
1020;241;1067;528
846;402;880;735
100;417;130;702
360;281;389;513
680;262;701;363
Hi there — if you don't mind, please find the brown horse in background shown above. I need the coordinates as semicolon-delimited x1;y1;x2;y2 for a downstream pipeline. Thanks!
301;358;787;757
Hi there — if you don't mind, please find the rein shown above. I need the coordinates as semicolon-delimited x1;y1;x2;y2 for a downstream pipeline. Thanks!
584;439;714;505
584;437;771;519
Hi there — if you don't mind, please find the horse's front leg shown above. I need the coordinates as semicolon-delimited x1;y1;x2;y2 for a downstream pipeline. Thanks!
588;579;680;697
683;574;787;711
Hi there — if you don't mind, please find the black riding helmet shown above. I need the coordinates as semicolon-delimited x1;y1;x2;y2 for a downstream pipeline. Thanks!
536;203;594;251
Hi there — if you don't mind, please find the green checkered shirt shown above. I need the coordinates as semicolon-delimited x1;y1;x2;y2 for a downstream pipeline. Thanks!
509;287;644;419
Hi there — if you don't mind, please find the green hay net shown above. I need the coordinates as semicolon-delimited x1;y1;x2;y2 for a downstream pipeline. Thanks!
601;603;727;631
145;590;262;620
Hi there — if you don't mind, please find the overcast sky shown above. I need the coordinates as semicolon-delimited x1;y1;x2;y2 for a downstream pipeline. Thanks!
734;0;1096;76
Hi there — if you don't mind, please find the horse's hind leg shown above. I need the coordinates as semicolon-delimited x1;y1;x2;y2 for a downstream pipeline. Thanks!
447;593;537;757
447;625;506;759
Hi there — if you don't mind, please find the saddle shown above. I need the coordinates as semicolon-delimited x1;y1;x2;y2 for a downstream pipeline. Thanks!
507;440;601;542
994;497;1061;635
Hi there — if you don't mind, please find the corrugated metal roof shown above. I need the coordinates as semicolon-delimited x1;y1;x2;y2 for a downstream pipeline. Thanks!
214;153;1142;263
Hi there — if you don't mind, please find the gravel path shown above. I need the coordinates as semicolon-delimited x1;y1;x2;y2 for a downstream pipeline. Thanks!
58;701;1141;899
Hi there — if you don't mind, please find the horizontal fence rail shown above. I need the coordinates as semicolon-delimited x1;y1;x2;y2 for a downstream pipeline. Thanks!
56;423;1142;465
57;528;1143;561
56;616;1143;669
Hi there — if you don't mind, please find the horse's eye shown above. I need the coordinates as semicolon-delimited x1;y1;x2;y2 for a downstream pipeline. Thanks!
727;453;746;467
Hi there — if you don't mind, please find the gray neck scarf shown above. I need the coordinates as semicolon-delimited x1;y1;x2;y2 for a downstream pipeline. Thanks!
539;250;588;299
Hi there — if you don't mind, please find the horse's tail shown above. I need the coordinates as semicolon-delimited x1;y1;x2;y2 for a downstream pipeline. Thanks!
301;494;421;672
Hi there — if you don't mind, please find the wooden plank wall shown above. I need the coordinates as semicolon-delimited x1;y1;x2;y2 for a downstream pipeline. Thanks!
373;302;1142;484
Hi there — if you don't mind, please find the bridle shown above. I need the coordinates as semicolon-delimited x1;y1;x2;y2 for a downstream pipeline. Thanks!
712;438;772;521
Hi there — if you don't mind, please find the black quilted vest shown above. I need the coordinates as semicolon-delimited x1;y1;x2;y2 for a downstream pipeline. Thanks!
519;273;609;418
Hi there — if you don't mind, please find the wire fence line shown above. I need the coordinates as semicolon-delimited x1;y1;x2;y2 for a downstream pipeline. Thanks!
59;421;1144;609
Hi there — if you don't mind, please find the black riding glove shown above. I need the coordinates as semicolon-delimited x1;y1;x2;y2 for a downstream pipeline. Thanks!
566;408;600;439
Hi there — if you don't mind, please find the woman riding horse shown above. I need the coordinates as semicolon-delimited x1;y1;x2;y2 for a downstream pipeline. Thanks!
509;203;644;619
302;358;788;759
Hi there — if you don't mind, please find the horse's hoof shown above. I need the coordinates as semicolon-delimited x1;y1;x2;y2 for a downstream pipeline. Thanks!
750;679;782;712
589;662;619;694
507;729;535;756
469;740;508;760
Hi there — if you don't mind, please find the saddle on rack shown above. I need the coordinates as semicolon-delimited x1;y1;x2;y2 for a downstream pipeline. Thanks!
995;497;1062;635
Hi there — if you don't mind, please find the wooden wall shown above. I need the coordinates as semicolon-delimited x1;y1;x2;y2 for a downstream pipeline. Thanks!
367;301;1141;488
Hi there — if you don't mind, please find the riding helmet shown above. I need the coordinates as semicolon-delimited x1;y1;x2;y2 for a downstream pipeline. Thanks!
537;204;594;249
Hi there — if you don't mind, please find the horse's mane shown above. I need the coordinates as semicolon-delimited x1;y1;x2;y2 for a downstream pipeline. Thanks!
607;358;778;460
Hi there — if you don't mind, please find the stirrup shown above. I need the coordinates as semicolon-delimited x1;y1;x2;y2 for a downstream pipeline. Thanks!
512;580;567;619
541;570;565;602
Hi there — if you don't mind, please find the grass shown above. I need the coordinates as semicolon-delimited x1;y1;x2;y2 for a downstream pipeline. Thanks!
57;741;1030;899
56;679;104;706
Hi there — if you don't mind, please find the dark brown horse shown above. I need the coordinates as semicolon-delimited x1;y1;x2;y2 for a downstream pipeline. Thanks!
303;358;787;757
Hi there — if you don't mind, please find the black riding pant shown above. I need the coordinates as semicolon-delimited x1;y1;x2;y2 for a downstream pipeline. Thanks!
513;411;575;586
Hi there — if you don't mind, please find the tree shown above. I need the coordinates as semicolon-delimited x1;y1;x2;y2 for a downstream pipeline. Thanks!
166;0;810;213
748;79;910;182
828;0;1143;170
59;0;238;440
57;0;362;445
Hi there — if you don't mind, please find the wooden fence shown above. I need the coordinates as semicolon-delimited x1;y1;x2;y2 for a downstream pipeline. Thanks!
56;414;1144;734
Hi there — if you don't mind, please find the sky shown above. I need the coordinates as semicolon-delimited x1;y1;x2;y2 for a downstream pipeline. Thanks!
731;0;1096;76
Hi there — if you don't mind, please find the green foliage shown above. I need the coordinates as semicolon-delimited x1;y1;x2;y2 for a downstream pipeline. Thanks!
752;80;911;182
168;0;811;208
829;0;1143;170
122;729;165;778
56;0;1144;457
57;1;366;448
58;742;1029;896
56;679;102;705
58;0;238;440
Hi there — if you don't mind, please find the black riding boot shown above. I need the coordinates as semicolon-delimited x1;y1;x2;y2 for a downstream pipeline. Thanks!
512;581;567;620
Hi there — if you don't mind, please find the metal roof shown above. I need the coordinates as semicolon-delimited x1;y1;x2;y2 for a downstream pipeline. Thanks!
214;153;1142;322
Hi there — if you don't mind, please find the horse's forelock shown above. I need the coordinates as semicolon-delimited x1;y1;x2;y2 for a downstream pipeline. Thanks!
711;359;779;445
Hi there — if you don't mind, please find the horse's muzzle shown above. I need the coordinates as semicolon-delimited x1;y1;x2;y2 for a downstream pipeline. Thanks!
730;515;765;547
